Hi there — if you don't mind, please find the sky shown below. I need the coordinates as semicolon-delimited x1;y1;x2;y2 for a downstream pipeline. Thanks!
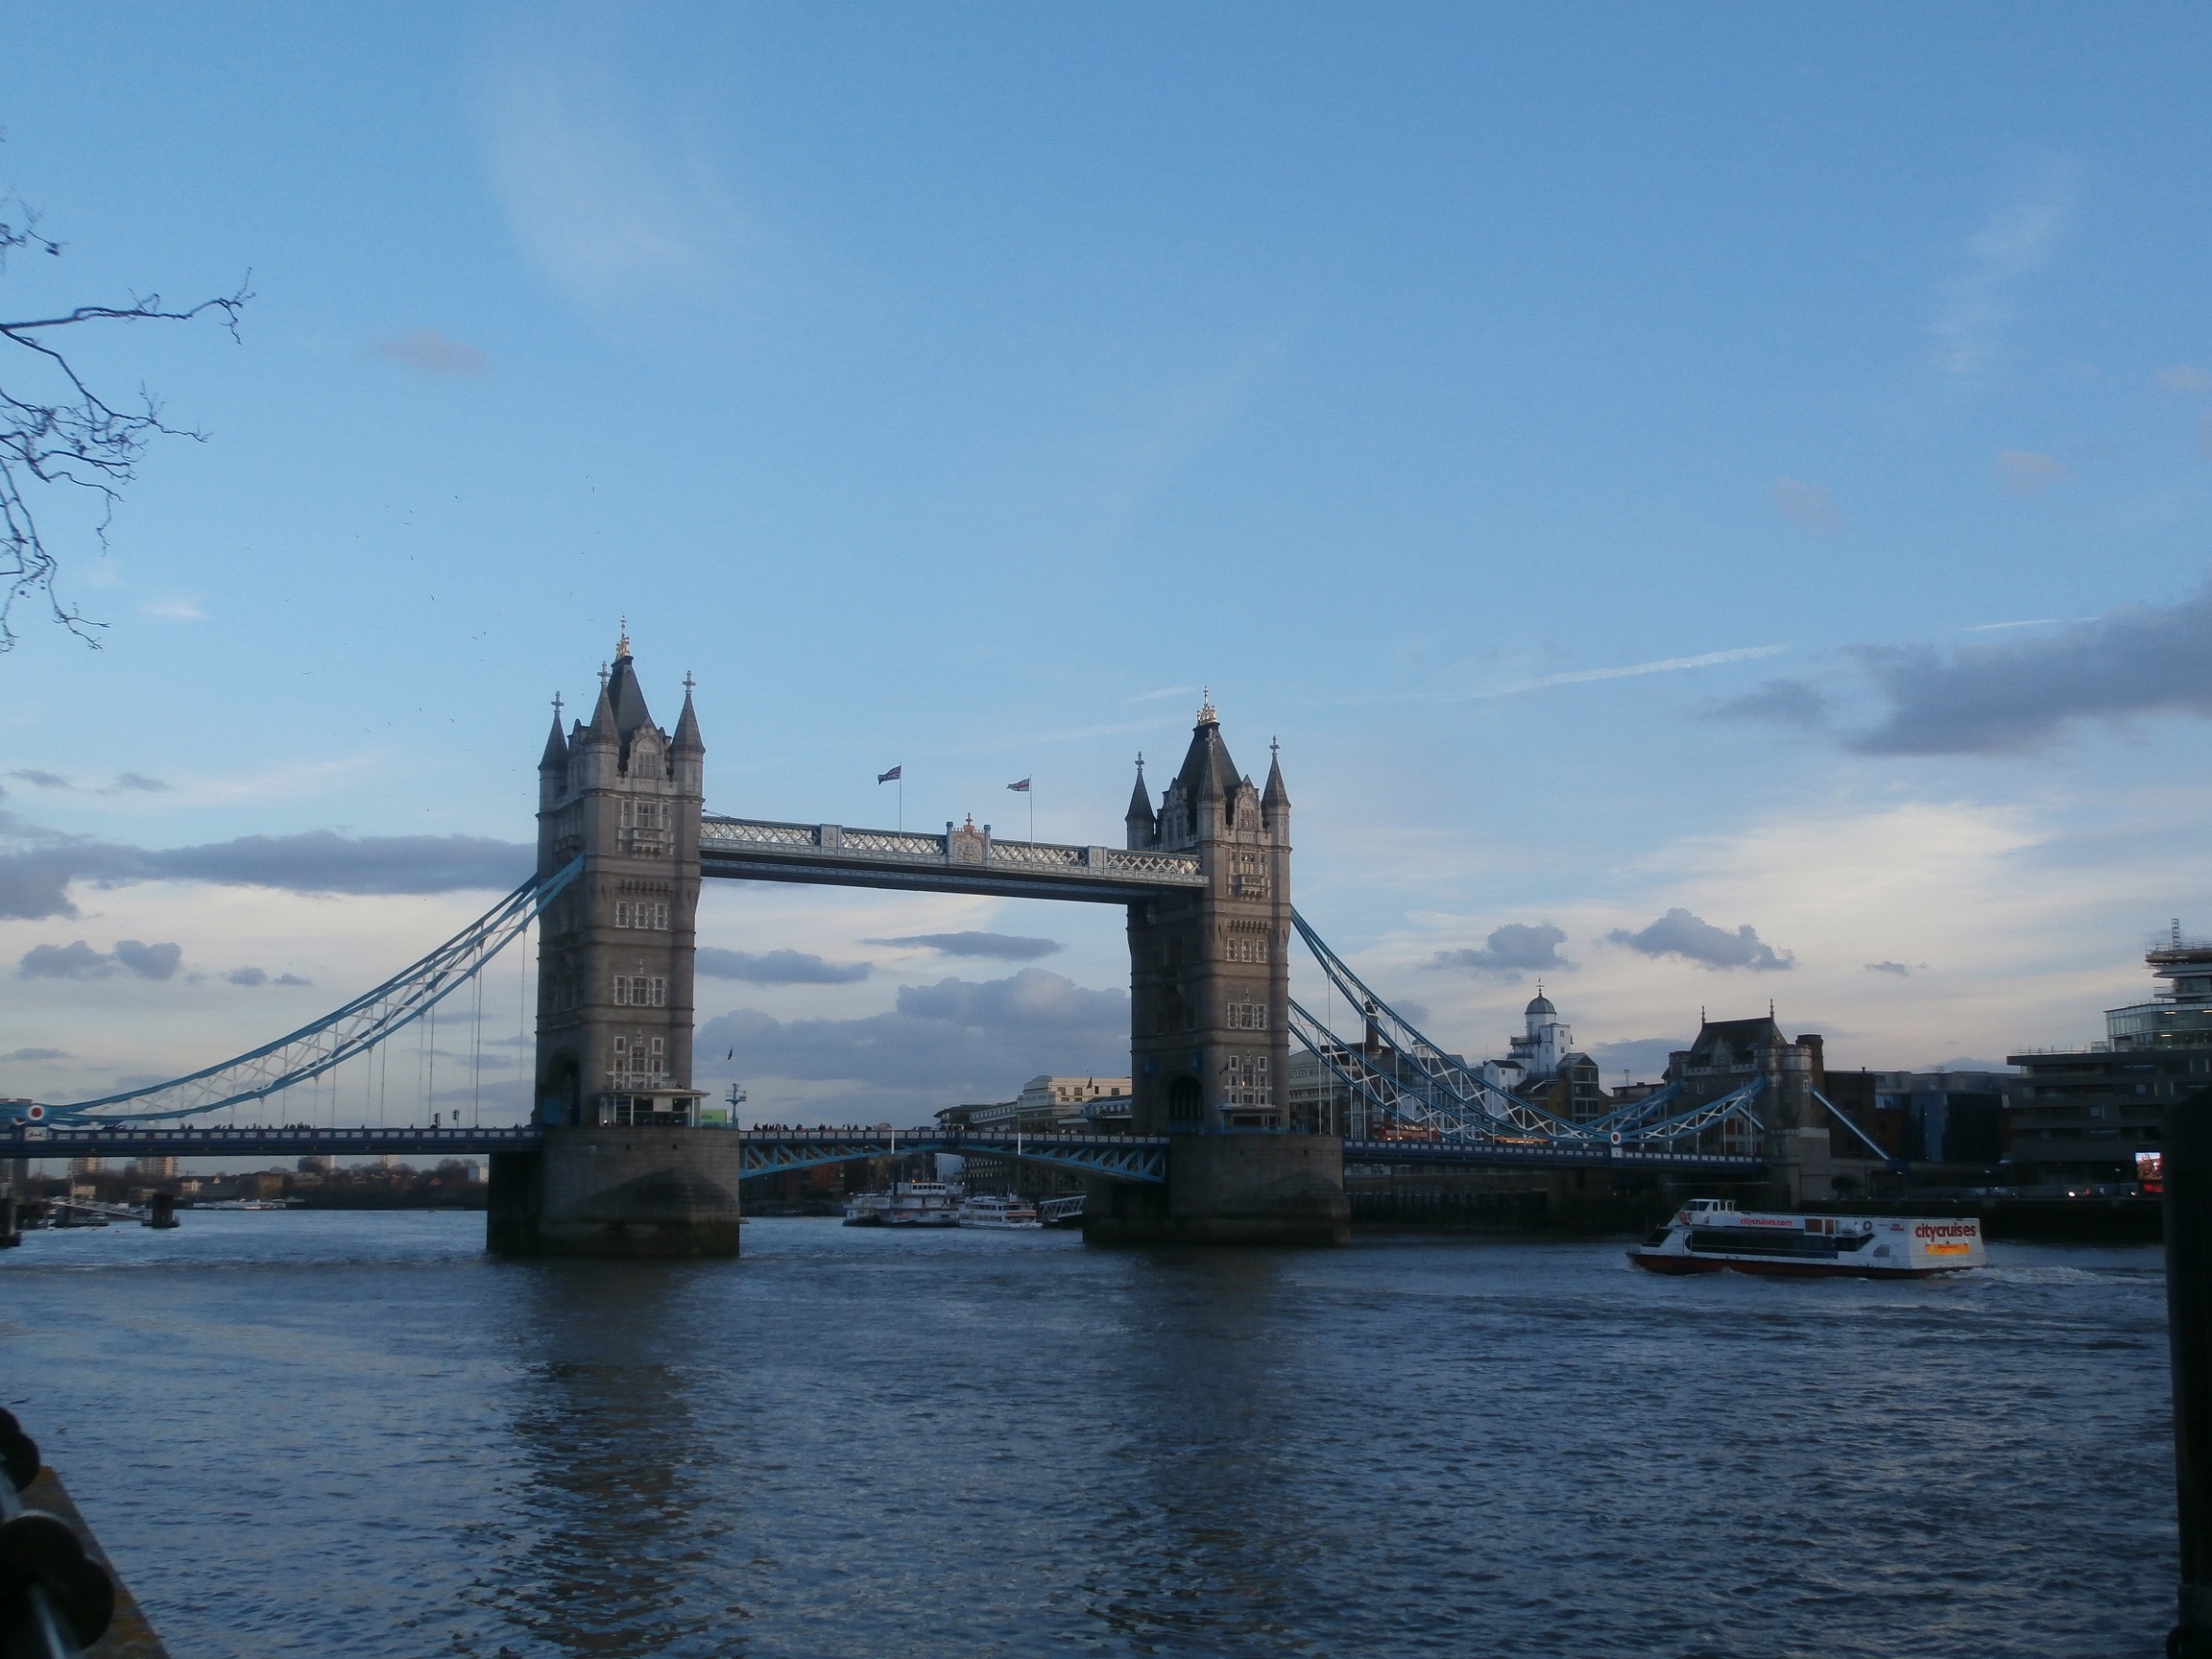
5;3;2212;1126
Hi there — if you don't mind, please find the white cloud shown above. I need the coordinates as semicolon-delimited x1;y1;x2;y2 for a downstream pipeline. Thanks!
1931;166;2080;377
141;599;205;621
481;47;721;302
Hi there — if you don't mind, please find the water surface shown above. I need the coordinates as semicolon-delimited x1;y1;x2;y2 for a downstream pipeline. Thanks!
0;1212;2174;1657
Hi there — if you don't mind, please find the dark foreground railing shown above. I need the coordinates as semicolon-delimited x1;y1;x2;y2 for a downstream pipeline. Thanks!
0;1411;115;1659
2168;1092;2211;1658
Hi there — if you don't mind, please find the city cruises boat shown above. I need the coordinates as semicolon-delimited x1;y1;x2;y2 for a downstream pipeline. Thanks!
1626;1198;1986;1279
879;1182;962;1227
841;1191;890;1226
957;1193;1042;1229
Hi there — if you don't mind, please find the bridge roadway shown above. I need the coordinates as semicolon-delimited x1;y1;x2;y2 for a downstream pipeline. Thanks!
9;1126;1761;1181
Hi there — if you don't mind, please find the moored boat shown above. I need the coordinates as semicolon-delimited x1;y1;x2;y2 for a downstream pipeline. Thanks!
1627;1197;1985;1278
879;1181;962;1227
957;1193;1042;1229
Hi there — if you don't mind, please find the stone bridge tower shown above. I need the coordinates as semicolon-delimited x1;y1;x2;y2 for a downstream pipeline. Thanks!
489;631;742;1256
1090;696;1349;1244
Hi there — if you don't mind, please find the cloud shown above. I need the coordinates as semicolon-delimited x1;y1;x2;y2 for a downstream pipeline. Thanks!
225;966;267;986
141;599;205;621
698;968;1127;1105
1426;922;1573;982
1772;477;1840;532
1931;166;2079;376
1865;960;1912;976
1996;449;2066;493
10;771;69;789
1481;646;1789;701
111;940;183;979
1606;909;1793;973
481;45;718;303
866;931;1063;961
364;327;493;379
696;948;869;985
1845;573;2212;755
0;824;533;920
111;773;169;792
2157;366;2210;394
1704;679;1831;729
0;1047;68;1063
20;939;183;981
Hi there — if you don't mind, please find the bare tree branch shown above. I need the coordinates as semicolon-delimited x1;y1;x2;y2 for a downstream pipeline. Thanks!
0;191;251;652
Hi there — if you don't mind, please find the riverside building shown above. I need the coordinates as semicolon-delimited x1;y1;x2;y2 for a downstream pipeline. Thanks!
2007;926;2212;1182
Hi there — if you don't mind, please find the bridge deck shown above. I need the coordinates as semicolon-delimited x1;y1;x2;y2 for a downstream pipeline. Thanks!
699;815;1205;902
11;1126;1762;1179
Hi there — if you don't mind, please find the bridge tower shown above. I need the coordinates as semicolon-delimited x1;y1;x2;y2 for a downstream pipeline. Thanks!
488;631;743;1256
1090;697;1349;1244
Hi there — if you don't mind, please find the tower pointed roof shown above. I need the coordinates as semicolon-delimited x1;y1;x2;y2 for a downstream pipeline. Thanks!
1262;737;1289;811
581;674;619;749
671;675;704;757
539;705;569;770
1124;755;1156;832
603;630;655;744
1173;690;1239;812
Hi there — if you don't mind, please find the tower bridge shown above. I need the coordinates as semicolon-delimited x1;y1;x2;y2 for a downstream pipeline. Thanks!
7;633;1791;1257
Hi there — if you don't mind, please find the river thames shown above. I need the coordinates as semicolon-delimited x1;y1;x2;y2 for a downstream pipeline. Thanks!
0;1213;2175;1657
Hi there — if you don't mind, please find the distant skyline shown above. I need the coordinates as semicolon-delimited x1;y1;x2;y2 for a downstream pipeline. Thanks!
6;5;2212;1121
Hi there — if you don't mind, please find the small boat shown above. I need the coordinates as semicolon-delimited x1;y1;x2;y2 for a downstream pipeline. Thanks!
957;1193;1042;1229
1627;1197;1986;1279
841;1191;890;1227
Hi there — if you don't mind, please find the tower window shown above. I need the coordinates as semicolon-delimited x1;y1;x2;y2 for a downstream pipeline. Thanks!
613;975;667;1007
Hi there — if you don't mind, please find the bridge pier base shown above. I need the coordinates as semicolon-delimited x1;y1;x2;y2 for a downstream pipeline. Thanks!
488;1127;743;1257
1084;1133;1348;1246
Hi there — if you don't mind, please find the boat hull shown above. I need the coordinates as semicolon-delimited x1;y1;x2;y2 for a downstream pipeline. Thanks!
1627;1248;1959;1280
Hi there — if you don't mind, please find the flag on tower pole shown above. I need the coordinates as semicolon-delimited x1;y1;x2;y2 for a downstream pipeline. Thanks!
1005;778;1029;792
878;765;902;783
878;764;903;830
1008;777;1032;839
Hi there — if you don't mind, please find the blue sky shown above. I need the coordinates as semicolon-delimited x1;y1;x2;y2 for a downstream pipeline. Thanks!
6;4;2212;1121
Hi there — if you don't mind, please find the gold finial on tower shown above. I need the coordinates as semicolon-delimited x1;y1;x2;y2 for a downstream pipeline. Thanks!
1197;685;1217;724
615;616;632;660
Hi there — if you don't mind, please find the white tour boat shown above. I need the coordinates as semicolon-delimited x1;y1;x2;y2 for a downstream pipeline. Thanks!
957;1193;1042;1230
1626;1197;1986;1279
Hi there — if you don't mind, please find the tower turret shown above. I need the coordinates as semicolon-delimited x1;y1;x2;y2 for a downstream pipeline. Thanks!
1125;756;1157;848
1262;738;1289;836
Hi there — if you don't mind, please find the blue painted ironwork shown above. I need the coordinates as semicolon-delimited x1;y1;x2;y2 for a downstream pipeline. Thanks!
1289;908;1768;1161
739;1127;1167;1184
5;1124;544;1160
1341;1138;1764;1175
3;858;583;1128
